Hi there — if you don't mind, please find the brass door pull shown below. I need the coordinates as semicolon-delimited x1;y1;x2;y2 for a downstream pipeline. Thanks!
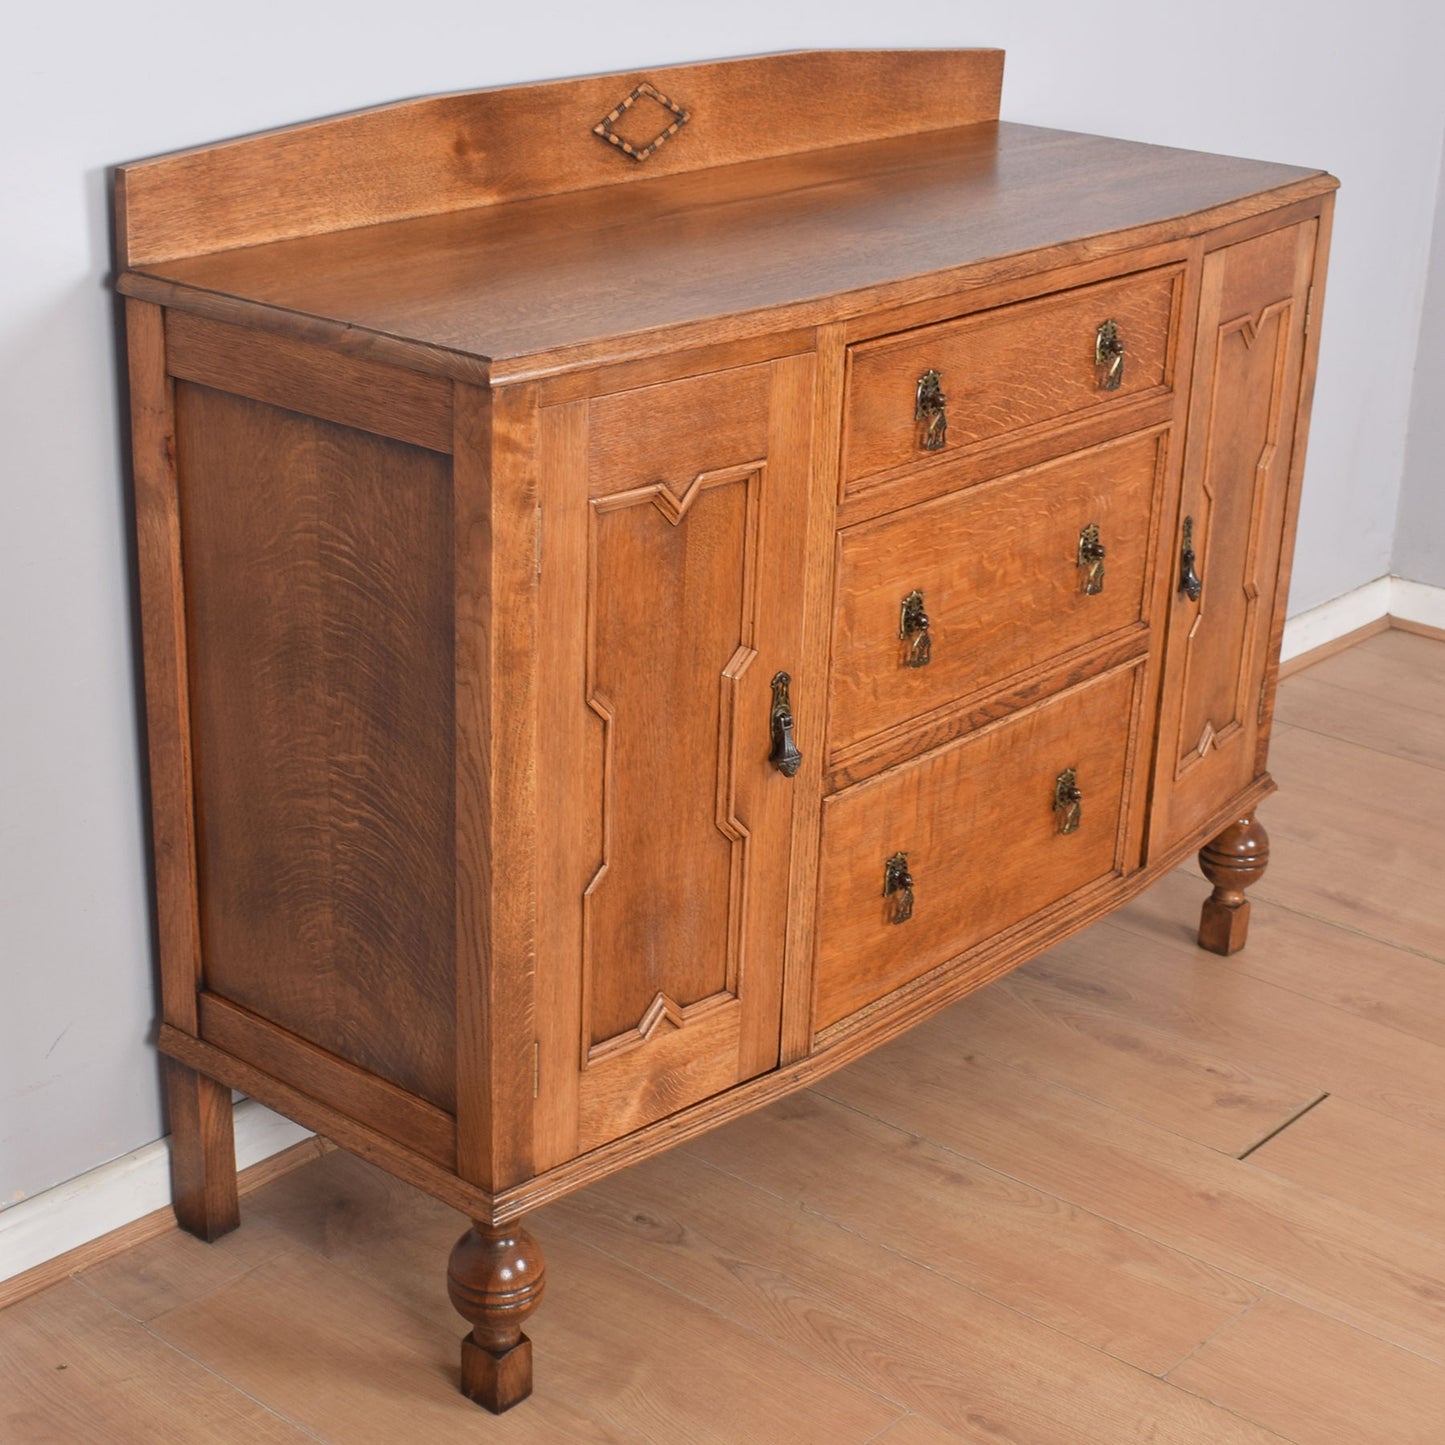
769;671;802;777
915;369;947;451
883;852;915;924
899;589;932;667
1054;768;1083;834
1179;515;1203;602
1077;523;1106;595
1095;319;1125;390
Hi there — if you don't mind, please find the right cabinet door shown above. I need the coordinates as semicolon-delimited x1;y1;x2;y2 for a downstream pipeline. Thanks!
1150;220;1319;854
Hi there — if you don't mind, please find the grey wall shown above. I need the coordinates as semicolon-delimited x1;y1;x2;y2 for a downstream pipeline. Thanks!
1397;140;1445;589
4;1;1444;1209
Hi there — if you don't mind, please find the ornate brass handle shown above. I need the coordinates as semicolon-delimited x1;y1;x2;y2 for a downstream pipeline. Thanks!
1053;768;1082;835
1077;523;1106;596
1095;319;1124;391
915;369;947;451
883;852;915;924
1179;515;1203;602
899;589;932;667
769;671;802;777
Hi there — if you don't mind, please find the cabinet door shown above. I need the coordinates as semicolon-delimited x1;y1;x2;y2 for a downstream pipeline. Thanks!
533;356;815;1164
1150;221;1318;853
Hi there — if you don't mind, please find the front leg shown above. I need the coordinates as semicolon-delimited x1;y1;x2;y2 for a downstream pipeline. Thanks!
1197;811;1270;955
447;1219;547;1412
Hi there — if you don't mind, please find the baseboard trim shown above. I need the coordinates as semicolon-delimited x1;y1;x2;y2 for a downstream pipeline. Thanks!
0;1101;318;1309
1388;577;1445;634
1281;575;1445;671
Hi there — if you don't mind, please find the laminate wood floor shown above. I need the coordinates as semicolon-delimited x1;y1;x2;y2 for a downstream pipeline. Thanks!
4;628;1443;1443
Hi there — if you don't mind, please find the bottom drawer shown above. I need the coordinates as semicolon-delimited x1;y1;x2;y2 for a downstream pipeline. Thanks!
813;666;1140;1032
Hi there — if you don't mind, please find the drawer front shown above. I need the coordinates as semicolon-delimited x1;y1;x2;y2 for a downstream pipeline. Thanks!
829;430;1165;759
843;266;1180;490
814;666;1139;1032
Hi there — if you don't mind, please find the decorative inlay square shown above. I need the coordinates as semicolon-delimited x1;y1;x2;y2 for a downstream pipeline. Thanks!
592;82;690;161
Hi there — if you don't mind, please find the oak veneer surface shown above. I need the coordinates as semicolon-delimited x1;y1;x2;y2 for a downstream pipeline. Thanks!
176;384;457;1109
124;123;1328;377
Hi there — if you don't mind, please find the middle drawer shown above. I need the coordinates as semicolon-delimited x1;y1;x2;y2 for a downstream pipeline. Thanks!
828;428;1166;762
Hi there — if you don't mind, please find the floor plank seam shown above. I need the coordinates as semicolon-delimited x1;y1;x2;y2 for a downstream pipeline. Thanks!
1244;898;1445;969
66;1274;329;1442
1160;1290;1267;1382
1235;1093;1331;1161
858;1410;914;1444
1278;715;1445;773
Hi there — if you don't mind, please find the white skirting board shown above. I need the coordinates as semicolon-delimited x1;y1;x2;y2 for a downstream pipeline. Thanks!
1281;574;1445;660
0;1101;310;1286
4;573;1443;1289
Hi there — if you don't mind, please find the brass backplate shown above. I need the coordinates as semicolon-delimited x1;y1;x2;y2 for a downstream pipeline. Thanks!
883;851;915;924
899;588;932;667
915;369;947;451
1095;319;1124;391
1077;522;1106;596
1053;768;1083;835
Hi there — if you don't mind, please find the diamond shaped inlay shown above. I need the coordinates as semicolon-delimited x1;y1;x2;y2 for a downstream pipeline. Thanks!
592;81;690;162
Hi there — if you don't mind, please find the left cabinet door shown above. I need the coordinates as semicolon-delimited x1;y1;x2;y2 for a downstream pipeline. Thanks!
531;355;817;1164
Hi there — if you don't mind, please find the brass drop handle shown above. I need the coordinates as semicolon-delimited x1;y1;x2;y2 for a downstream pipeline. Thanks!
1054;768;1083;835
1095;319;1125;391
899;589;932;667
769;671;802;777
883;852;915;924
1179;515;1203;602
915;369;947;451
1077;523;1106;596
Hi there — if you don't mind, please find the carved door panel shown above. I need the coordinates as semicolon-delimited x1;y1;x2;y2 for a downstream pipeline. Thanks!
1150;221;1318;854
532;356;815;1165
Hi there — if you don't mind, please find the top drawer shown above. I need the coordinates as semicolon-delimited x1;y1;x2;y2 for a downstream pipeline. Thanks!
842;266;1181;491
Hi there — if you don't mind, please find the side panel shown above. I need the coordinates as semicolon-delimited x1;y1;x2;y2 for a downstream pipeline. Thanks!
1150;221;1317;853
176;383;458;1112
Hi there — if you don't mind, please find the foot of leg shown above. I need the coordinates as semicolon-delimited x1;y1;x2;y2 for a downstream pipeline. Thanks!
447;1219;546;1413
1198;812;1270;956
164;1059;240;1241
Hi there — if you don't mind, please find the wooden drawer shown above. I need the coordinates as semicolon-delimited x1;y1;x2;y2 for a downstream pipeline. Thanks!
813;666;1140;1033
842;266;1180;490
829;430;1166;760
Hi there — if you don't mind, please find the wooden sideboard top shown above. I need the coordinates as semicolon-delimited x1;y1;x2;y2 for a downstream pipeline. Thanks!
115;51;1335;383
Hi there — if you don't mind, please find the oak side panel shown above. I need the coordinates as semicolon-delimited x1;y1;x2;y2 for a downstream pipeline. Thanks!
176;384;457;1110
116;50;1004;265
454;382;541;1192
126;298;202;1034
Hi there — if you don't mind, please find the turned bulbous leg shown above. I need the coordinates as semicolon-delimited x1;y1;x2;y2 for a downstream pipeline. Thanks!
446;1219;546;1413
1197;812;1270;955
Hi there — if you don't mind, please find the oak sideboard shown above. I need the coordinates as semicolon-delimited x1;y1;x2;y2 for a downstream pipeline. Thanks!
114;49;1335;1412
